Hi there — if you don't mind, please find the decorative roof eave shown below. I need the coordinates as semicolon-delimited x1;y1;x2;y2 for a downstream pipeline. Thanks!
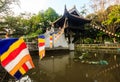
68;5;80;16
68;13;91;23
52;16;64;26
52;5;68;27
52;6;91;27
52;15;66;28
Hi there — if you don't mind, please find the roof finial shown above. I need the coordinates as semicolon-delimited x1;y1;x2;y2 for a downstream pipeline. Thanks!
64;4;67;14
65;5;67;11
73;5;76;9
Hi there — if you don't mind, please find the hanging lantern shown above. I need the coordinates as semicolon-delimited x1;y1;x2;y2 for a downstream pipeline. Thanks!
95;26;97;28
108;32;111;35
106;31;108;33
117;35;120;37
111;33;114;35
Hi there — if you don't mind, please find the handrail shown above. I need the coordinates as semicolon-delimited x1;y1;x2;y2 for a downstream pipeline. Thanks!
76;44;120;48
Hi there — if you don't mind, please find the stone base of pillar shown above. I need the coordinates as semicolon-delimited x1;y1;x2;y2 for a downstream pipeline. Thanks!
69;43;74;50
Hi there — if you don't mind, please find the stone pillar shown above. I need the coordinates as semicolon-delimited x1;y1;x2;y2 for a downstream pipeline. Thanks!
69;37;75;50
69;43;74;50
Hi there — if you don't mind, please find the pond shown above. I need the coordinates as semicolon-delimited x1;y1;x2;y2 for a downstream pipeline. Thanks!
0;49;120;82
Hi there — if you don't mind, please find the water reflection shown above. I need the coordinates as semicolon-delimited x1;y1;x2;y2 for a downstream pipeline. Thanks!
1;49;120;82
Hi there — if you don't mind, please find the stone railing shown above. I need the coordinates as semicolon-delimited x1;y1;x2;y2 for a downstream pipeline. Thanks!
26;42;38;51
76;44;120;49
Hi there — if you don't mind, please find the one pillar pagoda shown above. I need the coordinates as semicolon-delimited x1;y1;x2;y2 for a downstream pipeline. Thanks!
52;6;91;50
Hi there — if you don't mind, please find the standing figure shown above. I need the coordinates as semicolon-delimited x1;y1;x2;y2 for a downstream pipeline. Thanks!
5;33;9;39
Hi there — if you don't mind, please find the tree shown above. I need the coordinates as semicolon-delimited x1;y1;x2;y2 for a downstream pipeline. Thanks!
4;15;25;37
102;5;120;42
0;0;19;14
1;7;59;38
41;7;59;33
89;0;120;43
44;7;59;24
90;0;108;13
16;8;60;38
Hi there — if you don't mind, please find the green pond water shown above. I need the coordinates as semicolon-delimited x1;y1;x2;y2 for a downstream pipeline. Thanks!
1;49;120;82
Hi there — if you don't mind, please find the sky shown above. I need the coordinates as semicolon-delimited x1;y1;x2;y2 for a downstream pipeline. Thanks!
11;0;91;15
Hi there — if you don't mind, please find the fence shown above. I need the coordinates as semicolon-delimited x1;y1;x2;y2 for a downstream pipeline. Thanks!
76;44;120;49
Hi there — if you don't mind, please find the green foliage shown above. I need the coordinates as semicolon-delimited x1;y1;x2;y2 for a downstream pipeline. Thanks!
4;16;25;37
26;7;59;36
79;5;87;17
84;38;94;44
86;5;120;42
44;7;59;22
97;31;105;37
0;0;19;13
102;5;120;26
1;7;59;38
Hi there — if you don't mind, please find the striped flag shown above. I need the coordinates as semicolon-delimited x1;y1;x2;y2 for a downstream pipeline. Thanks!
0;38;35;80
53;31;58;42
50;34;53;48
54;29;63;43
38;35;45;59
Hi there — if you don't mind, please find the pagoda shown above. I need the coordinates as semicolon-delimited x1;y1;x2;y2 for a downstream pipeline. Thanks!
52;5;91;50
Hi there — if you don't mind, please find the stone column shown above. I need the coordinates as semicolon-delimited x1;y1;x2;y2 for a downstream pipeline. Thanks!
69;35;75;50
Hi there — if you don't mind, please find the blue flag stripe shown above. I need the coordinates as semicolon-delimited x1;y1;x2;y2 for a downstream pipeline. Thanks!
0;38;18;55
14;70;22;80
38;35;45;39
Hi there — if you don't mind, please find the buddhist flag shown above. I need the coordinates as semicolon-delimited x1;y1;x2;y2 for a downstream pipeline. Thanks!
0;38;35;80
50;33;53;48
38;35;45;59
53;32;58;42
54;30;63;43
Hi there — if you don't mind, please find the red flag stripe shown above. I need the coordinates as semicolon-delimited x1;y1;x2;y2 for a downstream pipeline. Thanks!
50;38;52;40
1;42;27;67
9;54;32;76
22;63;29;72
38;43;45;47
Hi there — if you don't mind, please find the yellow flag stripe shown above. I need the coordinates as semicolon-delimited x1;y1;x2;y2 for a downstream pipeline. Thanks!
38;39;45;43
39;50;45;59
9;55;31;76
19;67;26;75
1;39;24;61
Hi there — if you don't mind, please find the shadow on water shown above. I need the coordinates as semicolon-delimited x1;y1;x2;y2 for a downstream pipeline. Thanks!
1;49;120;82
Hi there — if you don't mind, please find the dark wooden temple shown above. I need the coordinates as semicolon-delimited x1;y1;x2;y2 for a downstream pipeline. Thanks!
52;6;91;43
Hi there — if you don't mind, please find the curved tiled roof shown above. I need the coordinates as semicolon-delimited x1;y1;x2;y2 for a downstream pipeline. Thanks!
52;6;91;29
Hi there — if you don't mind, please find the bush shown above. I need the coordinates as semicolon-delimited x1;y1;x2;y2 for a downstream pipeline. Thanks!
84;38;94;44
